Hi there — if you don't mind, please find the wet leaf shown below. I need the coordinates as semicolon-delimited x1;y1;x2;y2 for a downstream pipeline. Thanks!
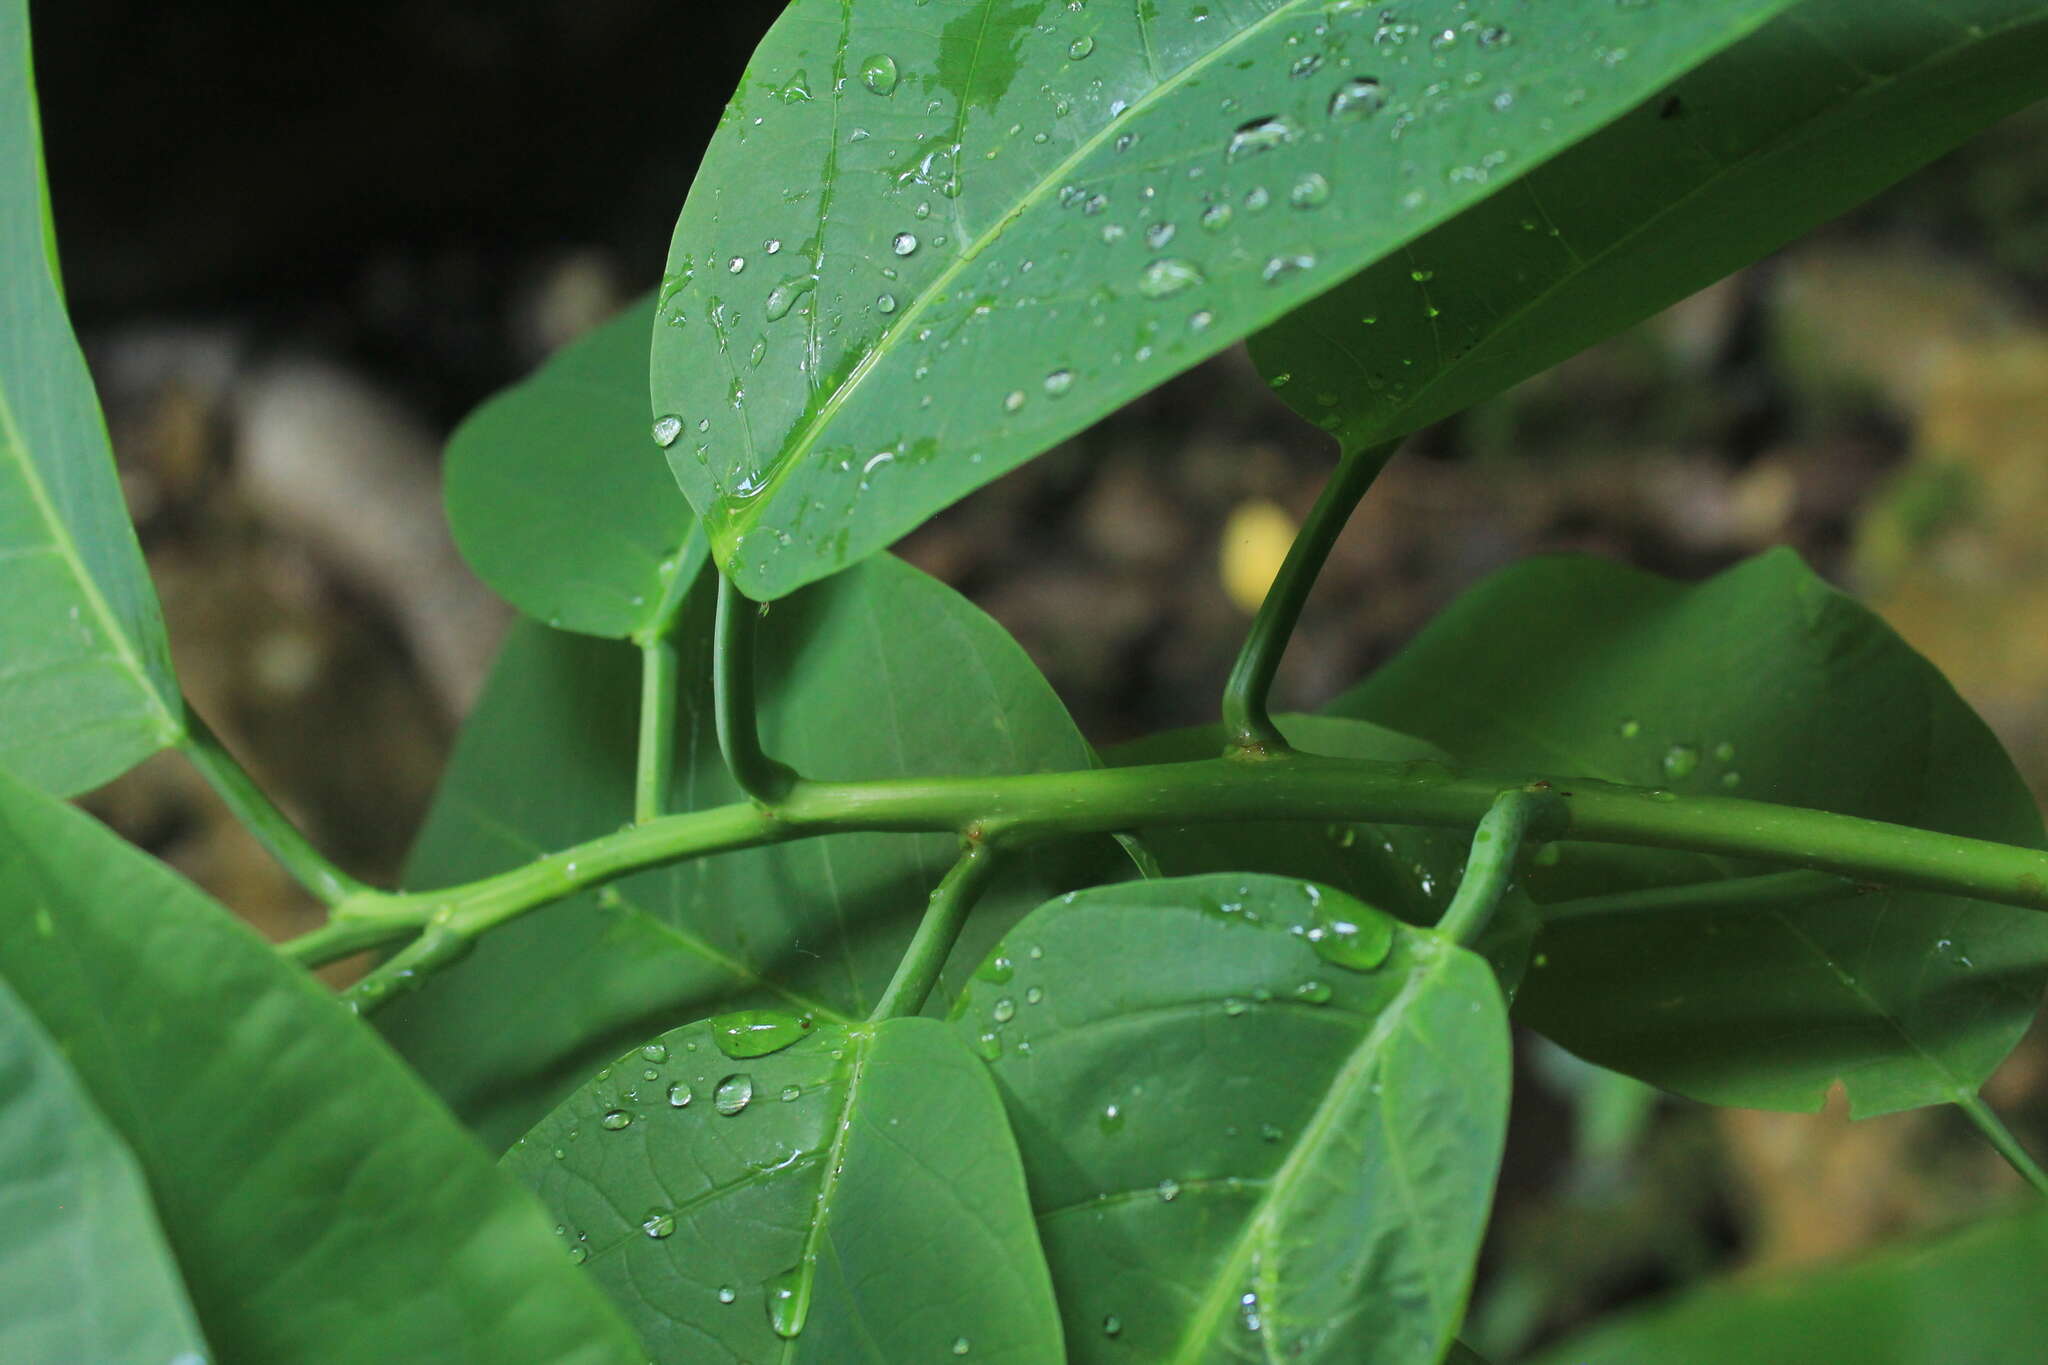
955;873;1510;1363
653;0;1799;597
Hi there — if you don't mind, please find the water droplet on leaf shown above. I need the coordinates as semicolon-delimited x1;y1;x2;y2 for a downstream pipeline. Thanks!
714;1074;755;1116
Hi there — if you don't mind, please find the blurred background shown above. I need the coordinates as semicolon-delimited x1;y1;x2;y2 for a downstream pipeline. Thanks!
35;0;2048;1356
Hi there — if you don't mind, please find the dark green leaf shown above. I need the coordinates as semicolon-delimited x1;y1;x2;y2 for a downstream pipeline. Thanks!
1251;1;2048;449
1109;713;1537;992
1332;549;2048;1115
653;0;1801;598
954;873;1510;1364
380;554;1123;1149
505;1014;1064;1363
0;766;643;1365
1529;1205;2048;1365
0;974;208;1363
1;1;182;794
445;296;708;639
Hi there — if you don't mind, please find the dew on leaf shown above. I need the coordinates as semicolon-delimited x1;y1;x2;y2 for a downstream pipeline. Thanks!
711;1009;814;1058
651;415;683;448
892;231;919;256
978;955;1016;984
1290;172;1331;208
599;1109;632;1131
1663;744;1700;781
1100;1102;1125;1134
667;1081;693;1108
1304;895;1396;971
1138;257;1205;298
1043;368;1075;395
1261;253;1316;283
1328;77;1387;119
1200;202;1233;232
1068;34;1095;59
714;1074;755;1116
1103;1315;1123;1338
859;53;900;95
1157;1178;1181;1202
1226;114;1300;161
642;1209;676;1239
1002;390;1027;413
1295;979;1334;1004
717;1286;737;1305
766;1265;812;1339
993;997;1018;1023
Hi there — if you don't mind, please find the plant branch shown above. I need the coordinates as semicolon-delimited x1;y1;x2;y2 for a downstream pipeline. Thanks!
1438;789;1550;946
177;703;373;907
1221;441;1397;754
1956;1093;2048;1197
713;573;798;804
869;842;1001;1021
1538;870;1867;924
633;634;680;824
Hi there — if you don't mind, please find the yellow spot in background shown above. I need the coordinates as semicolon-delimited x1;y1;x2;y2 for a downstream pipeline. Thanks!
1220;498;1298;612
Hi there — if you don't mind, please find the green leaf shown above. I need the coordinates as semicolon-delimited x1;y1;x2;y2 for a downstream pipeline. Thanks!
379;553;1123;1150
653;0;1802;598
505;1014;1064;1363
445;296;708;639
0;765;644;1365
1250;1;2048;449
1529;1205;2048;1365
954;873;1510;1364
0;974;209;1364
1331;549;2048;1116
1109;713;1537;992
0;1;181;794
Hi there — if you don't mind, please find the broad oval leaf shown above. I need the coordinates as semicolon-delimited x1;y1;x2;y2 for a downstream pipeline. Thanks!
1331;549;2048;1116
505;1014;1064;1363
0;974;208;1364
954;873;1511;1364
1530;1204;2048;1365
653;0;1801;598
1;1;182;793
378;553;1124;1149
0;765;644;1365
1251;0;2048;447
446;295;708;639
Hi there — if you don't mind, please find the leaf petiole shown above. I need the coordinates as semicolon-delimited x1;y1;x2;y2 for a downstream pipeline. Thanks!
713;573;799;804
1955;1092;2048;1198
1437;788;1556;947
868;842;1002;1021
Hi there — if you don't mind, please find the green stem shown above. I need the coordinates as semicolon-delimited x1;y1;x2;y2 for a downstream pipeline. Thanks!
1539;870;1865;924
869;843;1001;1021
1956;1093;2048;1197
280;755;2048;989
1221;441;1396;754
634;634;680;824
177;704;372;907
713;573;798;804
1438;789;1548;946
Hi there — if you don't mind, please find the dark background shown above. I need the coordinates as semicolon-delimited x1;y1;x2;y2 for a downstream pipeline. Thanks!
35;2;2048;1356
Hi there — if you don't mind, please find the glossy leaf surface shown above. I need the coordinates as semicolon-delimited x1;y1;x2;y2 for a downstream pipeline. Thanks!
1333;550;2048;1115
381;554;1121;1149
506;1015;1063;1363
1531;1205;2048;1365
446;296;708;639
653;0;1799;598
0;974;208;1364
0;1;181;793
1109;712;1538;992
1252;0;2048;448
955;873;1510;1363
0;766;644;1365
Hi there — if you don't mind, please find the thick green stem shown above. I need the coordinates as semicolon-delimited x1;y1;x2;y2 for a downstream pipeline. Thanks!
1438;789;1549;946
1956;1093;2048;1197
634;634;680;824
713;573;798;804
1539;870;1866;924
281;754;2048;990
1221;441;1397;754
178;704;372;907
869;843;1001;1021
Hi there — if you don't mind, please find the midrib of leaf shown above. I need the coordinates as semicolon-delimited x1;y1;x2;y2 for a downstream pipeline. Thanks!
724;0;1323;543
1165;951;1449;1365
1360;3;2031;444
0;384;178;744
775;1025;875;1365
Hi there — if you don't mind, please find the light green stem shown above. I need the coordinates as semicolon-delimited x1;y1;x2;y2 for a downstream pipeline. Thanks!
282;755;2048;995
1221;441;1397;754
1539;870;1864;924
870;843;1001;1021
713;573;798;804
634;634;679;824
1956;1093;2048;1197
177;704;372;907
1438;789;1549;946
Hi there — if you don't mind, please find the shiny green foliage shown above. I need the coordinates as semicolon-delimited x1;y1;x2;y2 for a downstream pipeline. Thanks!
379;554;1122;1149
0;767;643;1364
0;0;181;794
505;1015;1063;1363
653;0;1800;598
1252;0;2048;449
954;874;1510;1363
1532;1206;2048;1365
0;975;208;1364
445;296;709;639
1334;550;2048;1115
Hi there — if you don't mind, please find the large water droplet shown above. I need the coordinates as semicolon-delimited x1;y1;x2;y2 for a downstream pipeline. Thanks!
763;274;817;322
1227;114;1301;160
667;1080;694;1108
1043;369;1075;396
1663;743;1700;781
642;1209;676;1239
652;415;684;447
952;1339;972;1356
1103;1315;1123;1338
1295;979;1334;1004
714;1074;755;1116
977;954;1015;984
1290;172;1331;208
640;1042;669;1063
1328;78;1388;120
1068;34;1095;59
860;53;900;95
892;231;920;256
1200;202;1234;232
710;1009;814;1058
767;1265;813;1339
1304;893;1396;971
1137;257;1205;298
600;1109;633;1131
